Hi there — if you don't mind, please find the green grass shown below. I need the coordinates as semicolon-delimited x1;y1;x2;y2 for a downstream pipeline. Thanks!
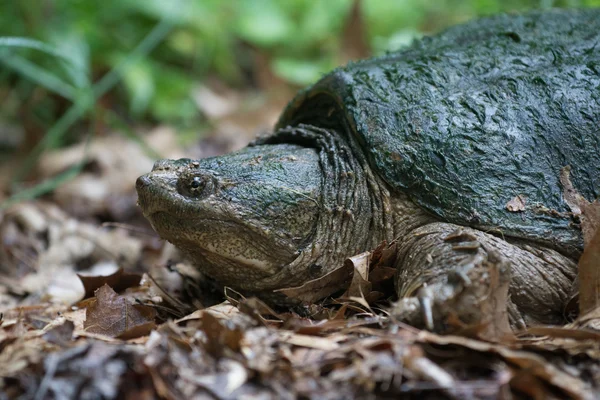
0;17;173;208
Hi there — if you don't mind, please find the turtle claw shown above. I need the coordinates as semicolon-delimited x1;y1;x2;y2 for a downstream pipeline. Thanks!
448;268;472;286
392;278;465;332
417;285;435;330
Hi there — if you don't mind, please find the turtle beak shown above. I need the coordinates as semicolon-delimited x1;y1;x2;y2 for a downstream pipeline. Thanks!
135;173;157;216
136;169;178;217
135;174;151;191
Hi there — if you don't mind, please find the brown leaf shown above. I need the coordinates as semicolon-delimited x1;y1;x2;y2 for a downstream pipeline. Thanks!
237;297;286;325
477;252;514;342
77;268;142;300
277;262;353;303
343;250;372;298
559;166;600;318
560;166;600;246
33;342;154;399
371;240;398;266
509;372;555;400
418;332;591;400
572;306;600;331
368;241;398;295
524;325;600;341
368;266;396;285
578;224;600;315
279;332;340;351
175;301;240;324
191;359;249;398
506;195;526;212
83;284;156;339
278;241;398;304
0;333;47;379
42;320;75;346
201;311;243;356
63;309;87;333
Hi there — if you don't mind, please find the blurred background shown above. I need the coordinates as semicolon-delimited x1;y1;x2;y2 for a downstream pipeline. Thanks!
0;0;598;212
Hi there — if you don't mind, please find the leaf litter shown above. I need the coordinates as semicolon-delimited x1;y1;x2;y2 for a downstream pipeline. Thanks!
2;188;599;398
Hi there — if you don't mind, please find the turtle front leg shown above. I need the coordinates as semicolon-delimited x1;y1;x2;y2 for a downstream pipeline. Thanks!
391;222;577;332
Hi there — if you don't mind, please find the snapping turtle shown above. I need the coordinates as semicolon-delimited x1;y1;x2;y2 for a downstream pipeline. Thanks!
136;9;600;329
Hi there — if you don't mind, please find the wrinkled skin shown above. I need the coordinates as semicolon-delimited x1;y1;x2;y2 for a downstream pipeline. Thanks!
137;10;596;330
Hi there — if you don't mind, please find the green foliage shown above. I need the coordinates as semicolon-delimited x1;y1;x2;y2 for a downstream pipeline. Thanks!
0;15;173;204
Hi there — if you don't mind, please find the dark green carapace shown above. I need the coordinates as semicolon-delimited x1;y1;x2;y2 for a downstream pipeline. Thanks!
277;9;600;253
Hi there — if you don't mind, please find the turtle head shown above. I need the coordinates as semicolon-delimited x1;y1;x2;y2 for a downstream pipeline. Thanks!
136;144;322;287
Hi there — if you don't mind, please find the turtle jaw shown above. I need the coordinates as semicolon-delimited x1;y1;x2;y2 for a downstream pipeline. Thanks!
149;211;295;281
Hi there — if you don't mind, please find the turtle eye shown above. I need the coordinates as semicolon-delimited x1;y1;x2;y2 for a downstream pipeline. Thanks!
178;175;213;198
188;176;206;196
190;176;203;189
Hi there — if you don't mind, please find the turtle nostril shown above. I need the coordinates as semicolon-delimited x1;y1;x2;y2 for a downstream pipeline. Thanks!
152;159;173;172
152;158;192;172
136;175;152;191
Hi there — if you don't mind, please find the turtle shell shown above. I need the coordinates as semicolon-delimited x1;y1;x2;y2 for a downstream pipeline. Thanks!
275;9;600;253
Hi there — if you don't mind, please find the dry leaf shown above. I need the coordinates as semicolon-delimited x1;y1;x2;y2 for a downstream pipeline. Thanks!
84;284;156;339
368;266;396;285
33;342;154;399
201;311;244;355
279;241;396;305
506;195;526;212
418;331;593;400
279;332;340;351
343;250;372;298
175;301;240;324
77;268;142;300
477;252;514;342
277;262;353;303
524;325;600;341
560;166;600;245
560;166;600;315
578;224;600;315
368;241;398;294
572;306;600;331
42;321;75;347
63;309;87;333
